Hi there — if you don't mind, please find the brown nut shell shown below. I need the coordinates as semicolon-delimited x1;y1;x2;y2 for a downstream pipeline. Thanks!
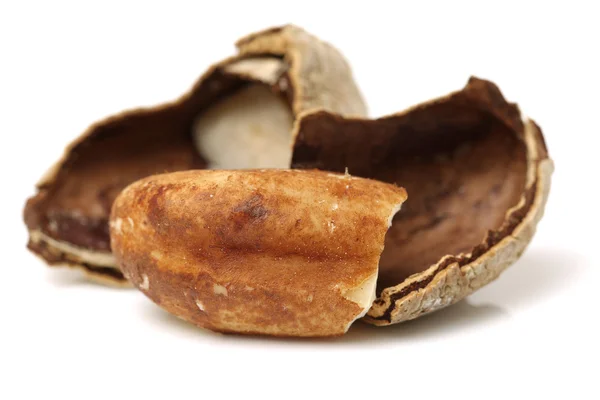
23;25;366;284
110;170;406;337
291;77;552;325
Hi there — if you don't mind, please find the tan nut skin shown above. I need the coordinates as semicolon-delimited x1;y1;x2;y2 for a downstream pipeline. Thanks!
110;170;406;337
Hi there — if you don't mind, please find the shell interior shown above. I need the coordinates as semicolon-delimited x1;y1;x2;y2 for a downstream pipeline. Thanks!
292;79;530;293
24;56;292;273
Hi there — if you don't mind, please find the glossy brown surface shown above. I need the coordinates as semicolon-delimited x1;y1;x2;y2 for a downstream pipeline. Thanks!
110;170;406;336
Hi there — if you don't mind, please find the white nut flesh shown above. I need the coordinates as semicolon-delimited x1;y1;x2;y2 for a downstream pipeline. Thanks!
193;84;294;170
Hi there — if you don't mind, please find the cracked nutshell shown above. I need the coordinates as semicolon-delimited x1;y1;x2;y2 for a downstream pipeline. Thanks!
23;25;552;337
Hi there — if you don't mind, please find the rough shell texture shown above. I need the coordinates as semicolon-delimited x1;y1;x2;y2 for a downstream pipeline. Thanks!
110;170;406;336
23;25;366;285
290;77;552;325
368;119;551;325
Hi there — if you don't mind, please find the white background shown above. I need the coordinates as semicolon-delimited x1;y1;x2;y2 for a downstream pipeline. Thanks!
1;1;598;399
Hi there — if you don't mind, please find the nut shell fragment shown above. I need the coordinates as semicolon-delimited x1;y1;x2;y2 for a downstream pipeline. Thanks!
110;170;406;336
23;25;366;284
291;77;552;325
